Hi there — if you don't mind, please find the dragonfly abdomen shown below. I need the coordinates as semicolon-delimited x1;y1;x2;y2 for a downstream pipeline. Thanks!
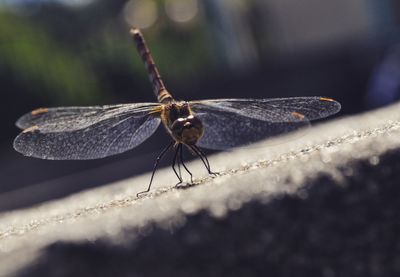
130;28;173;104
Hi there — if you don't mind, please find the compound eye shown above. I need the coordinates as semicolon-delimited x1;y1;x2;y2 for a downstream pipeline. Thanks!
187;116;202;128
172;120;185;130
171;118;188;134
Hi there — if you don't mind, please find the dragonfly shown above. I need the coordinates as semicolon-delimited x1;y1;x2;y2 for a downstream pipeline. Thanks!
13;28;341;196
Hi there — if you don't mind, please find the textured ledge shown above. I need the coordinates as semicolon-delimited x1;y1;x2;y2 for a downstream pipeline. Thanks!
1;102;400;276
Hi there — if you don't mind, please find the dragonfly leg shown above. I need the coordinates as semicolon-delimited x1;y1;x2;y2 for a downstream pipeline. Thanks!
177;154;182;179
137;141;174;197
179;144;193;183
191;145;219;176
190;145;210;171
172;144;183;186
177;144;182;179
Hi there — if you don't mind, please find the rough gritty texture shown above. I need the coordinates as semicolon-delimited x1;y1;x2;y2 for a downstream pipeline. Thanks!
1;102;400;276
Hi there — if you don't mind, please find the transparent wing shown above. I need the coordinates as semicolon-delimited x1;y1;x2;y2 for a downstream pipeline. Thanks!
16;103;160;131
14;104;161;160
190;97;341;122
194;109;310;150
190;97;340;150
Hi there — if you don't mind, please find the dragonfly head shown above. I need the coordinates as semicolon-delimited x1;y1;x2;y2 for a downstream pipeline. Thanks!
171;115;204;145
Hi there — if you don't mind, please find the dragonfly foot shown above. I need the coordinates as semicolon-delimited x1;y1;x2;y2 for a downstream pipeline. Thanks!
136;190;149;198
209;170;219;176
175;182;197;190
175;181;187;189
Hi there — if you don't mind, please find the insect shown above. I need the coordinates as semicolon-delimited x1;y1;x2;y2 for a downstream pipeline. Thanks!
14;28;341;196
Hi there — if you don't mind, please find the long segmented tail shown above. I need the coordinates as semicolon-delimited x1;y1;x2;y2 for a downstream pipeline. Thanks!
130;28;173;104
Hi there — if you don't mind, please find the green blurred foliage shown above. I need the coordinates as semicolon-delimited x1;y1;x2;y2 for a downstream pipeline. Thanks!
0;12;106;105
0;2;213;106
149;27;212;83
81;23;213;101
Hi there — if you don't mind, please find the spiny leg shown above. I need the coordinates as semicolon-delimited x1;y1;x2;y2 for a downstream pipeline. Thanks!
177;153;182;179
195;146;217;175
192;145;218;175
137;141;174;197
177;145;182;178
189;145;210;171
179;144;193;184
172;144;183;186
193;146;211;171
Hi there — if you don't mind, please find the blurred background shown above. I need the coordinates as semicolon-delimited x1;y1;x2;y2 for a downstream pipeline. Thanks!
1;0;400;211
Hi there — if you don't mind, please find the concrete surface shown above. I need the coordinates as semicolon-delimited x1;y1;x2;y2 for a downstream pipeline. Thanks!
1;102;400;276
